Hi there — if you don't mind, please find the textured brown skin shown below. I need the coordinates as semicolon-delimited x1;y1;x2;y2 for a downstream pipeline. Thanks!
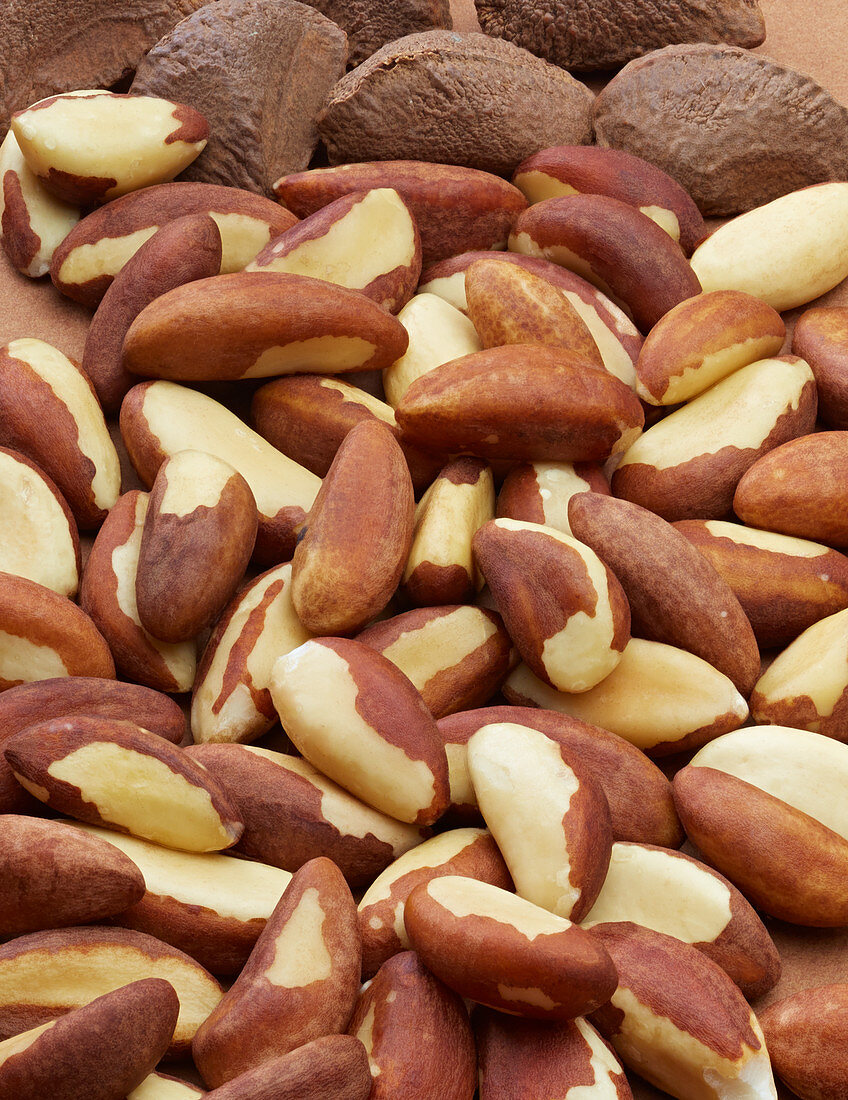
0;444;80;579
750;673;848;742
317;31;594;177
465;258;603;365
0;926;221;1053
588;923;762;1064
759;984;848;1100
274;160;527;266
251;374;440;492
131;0;348;194
593;43;848;216
396;344;644;462
405;879;617;1019
734;432;848;546
83;213;222;413
0;572;115;691
674;520;848;649
357;606;513;719
793;308;848;428
438;705;683;848
203;1035;372;1100
475;0;764;71
568;493;759;697
497;462;609;527
475;1008;632;1100
0;343;111;529
1;167;44;274
613;372;819;522
51;181;297;307
123;271;409;381
0;0;207;136
513;144;707;255
348;952;476;1099
250;189;422;314
0;978;178;1100
673;766;848;926
4;717;243;847
291;421;414;635
509;193;702;332
358;833;512;979
192;858;361;1087
185;743;418;889
0;816;145;937
307;0;451;67
473;520;630;689
636;290;785;404
136;458;258;642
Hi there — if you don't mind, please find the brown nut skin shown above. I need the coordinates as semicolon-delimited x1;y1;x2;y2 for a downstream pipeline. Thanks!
348;951;476;1100
274;160;527;267
192;858;361;1088
395;344;644;463
759;984;848;1100
404;876;618;1020
512;144;706;254
136;451;258;643
438;705;683;849
357;605;513;720
568;493;760;697
291;420;414;636
0;816;145;938
82;213;222;413
51;180;298;307
674;520;848;649
734;432;848;546
475;1008;632;1100
508;193;702;333
792;307;848;428
497;461;609;535
0;978;179;1100
202;1034;372;1100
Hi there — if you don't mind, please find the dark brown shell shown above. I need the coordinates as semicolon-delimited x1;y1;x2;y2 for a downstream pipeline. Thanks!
307;0;453;68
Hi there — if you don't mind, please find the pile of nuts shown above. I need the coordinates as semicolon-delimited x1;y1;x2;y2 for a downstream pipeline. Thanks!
0;70;847;1100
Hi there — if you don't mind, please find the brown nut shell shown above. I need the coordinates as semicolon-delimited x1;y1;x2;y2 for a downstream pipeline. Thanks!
792;307;848;428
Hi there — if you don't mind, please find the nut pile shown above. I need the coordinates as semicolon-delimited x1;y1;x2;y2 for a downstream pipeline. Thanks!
0;71;847;1100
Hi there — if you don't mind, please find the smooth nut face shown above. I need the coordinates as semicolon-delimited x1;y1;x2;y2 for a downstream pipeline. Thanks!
759;984;848;1100
12;91;208;204
497;460;609;535
792;306;848;428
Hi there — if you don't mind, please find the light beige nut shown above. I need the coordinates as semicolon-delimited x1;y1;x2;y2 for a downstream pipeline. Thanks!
496;460;609;535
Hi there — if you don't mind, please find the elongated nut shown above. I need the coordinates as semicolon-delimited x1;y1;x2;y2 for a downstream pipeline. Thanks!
759;984;848;1100
468;721;612;921
269;638;449;825
792;306;848;428
497;460;609;535
291;420;414;636
192;858;361;1087
201;1035;372;1100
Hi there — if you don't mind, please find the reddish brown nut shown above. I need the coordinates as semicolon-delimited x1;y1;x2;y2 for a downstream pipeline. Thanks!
395;344;643;463
582;842;780;999
357;828;511;978
80;491;197;693
473;518;630;693
129;1071;204;1098
51;180;297;307
404;875;617;1019
497;460;609;535
674;520;848;649
635;290;785;406
468;721;612;921
291;420;414;636
185;743;423;889
0;979;179;1100
792;307;848;428
192;858;361;1087
5;716;243;853
402;458;494;607
269;638;450;826
509;194;702;332
759;984;848;1100
612;356;818;522
136;451;257;643
357;605;513;719
274;160;527;266
0;926;223;1055
202;1035;372;1100
512;144;706;254
568;493;760;697
348;951;476;1099
82;213;222;413
733;432;848;546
